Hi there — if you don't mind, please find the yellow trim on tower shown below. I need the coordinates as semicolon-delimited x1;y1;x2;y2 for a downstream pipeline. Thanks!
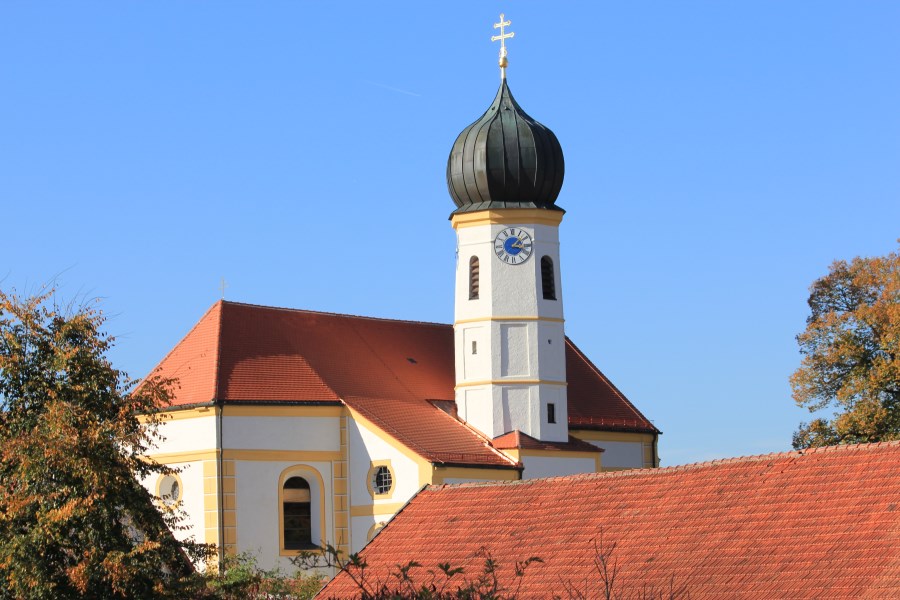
455;379;567;389
454;316;565;325
451;209;564;229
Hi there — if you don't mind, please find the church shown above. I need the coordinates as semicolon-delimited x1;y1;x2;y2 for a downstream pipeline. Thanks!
140;17;659;571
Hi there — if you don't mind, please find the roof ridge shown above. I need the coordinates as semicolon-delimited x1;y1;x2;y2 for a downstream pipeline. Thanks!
218;299;449;328
139;301;223;401
442;410;519;466
425;441;900;491
346;400;451;463
212;300;224;402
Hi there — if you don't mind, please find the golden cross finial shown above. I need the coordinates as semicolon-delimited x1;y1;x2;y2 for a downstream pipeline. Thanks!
491;13;515;79
219;277;228;300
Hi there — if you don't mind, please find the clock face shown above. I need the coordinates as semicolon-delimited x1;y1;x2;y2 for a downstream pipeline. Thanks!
494;227;534;265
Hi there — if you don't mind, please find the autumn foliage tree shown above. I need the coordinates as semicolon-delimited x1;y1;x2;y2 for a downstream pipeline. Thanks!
0;290;211;599
791;244;900;448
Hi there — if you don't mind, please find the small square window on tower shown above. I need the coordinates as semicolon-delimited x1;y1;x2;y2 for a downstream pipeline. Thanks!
547;403;556;424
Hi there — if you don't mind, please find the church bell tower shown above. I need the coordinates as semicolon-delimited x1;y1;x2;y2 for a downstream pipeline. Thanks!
448;15;568;443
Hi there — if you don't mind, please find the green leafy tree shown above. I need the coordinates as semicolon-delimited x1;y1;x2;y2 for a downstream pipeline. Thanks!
0;289;211;599
204;551;324;599
791;244;900;448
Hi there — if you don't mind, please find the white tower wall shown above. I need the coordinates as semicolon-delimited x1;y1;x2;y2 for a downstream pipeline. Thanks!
452;211;568;442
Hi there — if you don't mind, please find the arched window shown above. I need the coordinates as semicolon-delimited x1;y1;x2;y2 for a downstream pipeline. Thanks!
541;256;556;300
282;477;312;550
469;256;480;300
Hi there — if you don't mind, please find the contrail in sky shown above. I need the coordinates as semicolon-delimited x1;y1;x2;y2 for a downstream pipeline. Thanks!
362;80;422;97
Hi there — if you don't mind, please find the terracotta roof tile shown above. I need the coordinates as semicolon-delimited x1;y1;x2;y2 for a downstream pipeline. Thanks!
322;442;900;599
493;430;602;453
143;301;222;406
146;301;655;467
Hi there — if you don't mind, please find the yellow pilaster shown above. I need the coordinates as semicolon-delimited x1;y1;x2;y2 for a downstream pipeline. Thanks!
203;456;238;565
333;413;350;557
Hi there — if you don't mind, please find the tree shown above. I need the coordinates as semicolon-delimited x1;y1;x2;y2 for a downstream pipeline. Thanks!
299;544;542;600
0;289;211;599
203;551;324;599
791;244;900;449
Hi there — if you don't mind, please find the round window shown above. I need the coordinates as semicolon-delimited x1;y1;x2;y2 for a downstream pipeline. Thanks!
368;521;386;542
371;465;393;496
158;475;181;505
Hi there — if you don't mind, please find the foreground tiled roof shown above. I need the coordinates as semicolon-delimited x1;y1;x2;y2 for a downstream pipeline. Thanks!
147;301;656;467
321;442;900;599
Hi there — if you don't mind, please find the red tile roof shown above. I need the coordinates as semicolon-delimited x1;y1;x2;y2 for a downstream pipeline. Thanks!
147;301;656;467
322;442;900;599
492;430;602;453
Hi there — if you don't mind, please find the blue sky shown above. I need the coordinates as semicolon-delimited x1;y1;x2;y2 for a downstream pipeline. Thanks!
2;2;898;465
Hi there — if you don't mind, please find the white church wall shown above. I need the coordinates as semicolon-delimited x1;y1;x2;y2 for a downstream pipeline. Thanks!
458;387;491;436
454;222;564;322
233;459;333;572
520;455;596;479
459;325;489;381
482;383;568;443
148;414;217;455
536;384;568;442
489;223;563;319
140;413;214;556
348;417;423;507
347;415;426;552
452;218;569;443
139;460;205;546
536;320;566;381
587;440;644;469
223;416;340;452
350;515;389;552
498;386;531;436
176;461;206;544
454;226;490;324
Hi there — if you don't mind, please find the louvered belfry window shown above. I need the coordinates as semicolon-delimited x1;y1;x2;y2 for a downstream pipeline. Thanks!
469;256;480;300
541;256;556;300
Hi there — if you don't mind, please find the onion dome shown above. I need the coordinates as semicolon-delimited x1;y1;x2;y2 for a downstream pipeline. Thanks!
447;79;565;214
